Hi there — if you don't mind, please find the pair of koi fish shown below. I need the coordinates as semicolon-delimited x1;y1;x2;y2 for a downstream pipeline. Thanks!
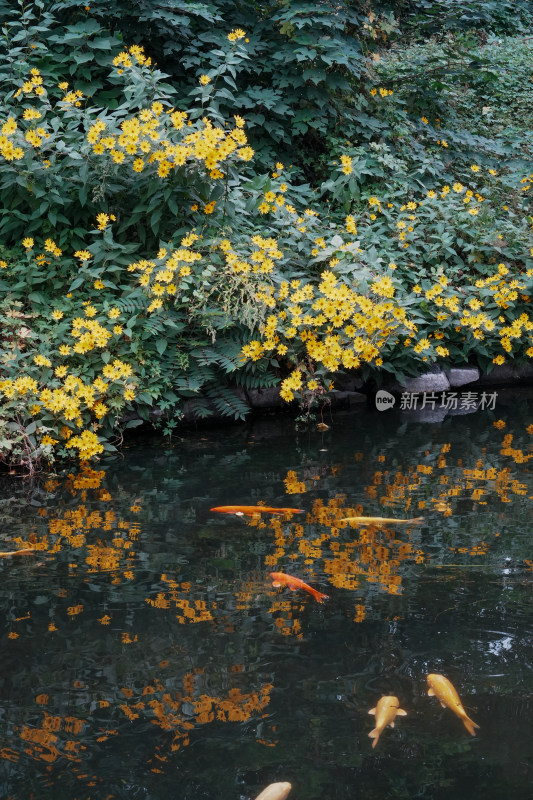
368;674;479;748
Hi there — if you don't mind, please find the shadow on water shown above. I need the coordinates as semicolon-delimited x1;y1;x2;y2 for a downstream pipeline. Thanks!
0;392;532;798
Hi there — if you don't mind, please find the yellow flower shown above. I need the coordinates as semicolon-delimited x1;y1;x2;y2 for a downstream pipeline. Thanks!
96;212;110;229
51;310;64;320
34;354;52;367
22;237;34;249
74;250;92;261
228;28;246;42
199;75;211;85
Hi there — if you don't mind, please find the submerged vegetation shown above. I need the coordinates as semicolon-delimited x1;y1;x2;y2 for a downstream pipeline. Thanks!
0;0;532;468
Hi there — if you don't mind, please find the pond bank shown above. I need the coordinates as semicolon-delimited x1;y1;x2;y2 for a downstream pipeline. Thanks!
138;362;533;429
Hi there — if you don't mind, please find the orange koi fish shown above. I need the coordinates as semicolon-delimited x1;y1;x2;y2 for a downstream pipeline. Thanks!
0;548;35;558
368;695;407;748
427;673;479;736
211;505;304;517
341;516;424;526
254;782;292;800
270;571;329;603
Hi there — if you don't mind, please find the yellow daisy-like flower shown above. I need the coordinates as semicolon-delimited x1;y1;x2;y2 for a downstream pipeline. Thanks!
51;310;64;320
74;250;92;261
22;237;34;249
96;212;110;229
34;354;52;367
199;75;211;85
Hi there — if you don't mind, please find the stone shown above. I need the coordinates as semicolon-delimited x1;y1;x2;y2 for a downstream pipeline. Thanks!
446;366;480;387
476;364;533;386
400;367;450;393
330;390;367;407
332;373;365;391
247;386;282;409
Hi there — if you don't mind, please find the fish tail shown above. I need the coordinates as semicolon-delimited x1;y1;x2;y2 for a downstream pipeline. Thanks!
409;517;425;524
461;713;479;736
311;589;329;603
368;728;380;748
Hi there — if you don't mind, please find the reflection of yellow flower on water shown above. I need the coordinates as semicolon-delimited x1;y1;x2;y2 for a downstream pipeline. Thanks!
284;470;306;494
493;419;506;429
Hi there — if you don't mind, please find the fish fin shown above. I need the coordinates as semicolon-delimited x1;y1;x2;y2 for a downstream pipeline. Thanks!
440;702;447;708
389;721;395;728
427;688;435;696
462;714;480;737
397;709;407;716
368;729;379;748
272;581;281;587
368;708;376;715
289;586;298;591
235;512;244;516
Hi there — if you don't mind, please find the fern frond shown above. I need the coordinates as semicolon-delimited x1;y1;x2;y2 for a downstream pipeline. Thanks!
205;386;250;420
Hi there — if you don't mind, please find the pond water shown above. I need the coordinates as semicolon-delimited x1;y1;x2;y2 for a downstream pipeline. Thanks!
0;391;533;800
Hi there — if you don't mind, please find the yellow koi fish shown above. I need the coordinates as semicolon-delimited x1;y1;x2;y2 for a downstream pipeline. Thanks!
341;516;424;527
0;548;35;558
254;783;292;800
427;673;479;736
368;695;407;748
211;505;303;517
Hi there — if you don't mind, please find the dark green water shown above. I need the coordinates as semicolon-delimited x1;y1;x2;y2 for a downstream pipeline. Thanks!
0;391;532;799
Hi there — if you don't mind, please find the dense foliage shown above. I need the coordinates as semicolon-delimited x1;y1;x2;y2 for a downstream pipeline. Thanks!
0;0;532;469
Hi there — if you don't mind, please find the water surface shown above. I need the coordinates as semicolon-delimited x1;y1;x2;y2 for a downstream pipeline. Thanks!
0;394;532;799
